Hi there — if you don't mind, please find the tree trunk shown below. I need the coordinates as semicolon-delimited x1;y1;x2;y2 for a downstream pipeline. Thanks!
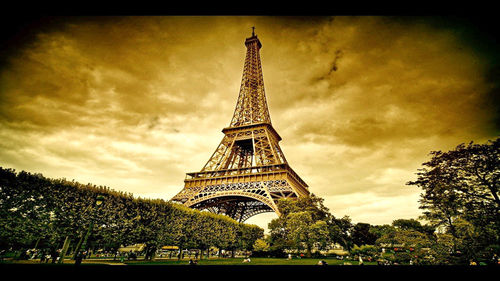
306;245;312;258
447;216;458;252
33;238;41;250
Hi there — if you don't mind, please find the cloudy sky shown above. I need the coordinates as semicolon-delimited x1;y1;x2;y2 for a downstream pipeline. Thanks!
1;16;499;230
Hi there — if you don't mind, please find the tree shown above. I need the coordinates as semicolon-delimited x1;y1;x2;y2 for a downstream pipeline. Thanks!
267;215;291;254
376;228;433;264
351;223;378;246
253;238;270;252
268;194;353;256
407;138;500;263
369;224;396;241
350;244;378;259
276;193;331;221
239;224;264;252
392;219;435;237
287;211;328;257
327;215;353;250
268;194;330;254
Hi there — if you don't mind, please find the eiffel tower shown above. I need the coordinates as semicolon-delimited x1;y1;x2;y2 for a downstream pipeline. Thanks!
171;28;309;222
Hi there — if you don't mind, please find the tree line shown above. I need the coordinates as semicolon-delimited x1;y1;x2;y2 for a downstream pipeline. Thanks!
259;137;499;265
0;167;263;259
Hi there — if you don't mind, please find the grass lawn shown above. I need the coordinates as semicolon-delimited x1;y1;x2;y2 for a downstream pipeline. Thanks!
123;257;376;266
1;257;378;266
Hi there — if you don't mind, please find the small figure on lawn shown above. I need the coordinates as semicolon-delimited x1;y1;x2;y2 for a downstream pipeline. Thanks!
317;260;328;266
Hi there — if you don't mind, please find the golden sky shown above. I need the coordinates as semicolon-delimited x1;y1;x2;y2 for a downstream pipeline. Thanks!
1;16;499;230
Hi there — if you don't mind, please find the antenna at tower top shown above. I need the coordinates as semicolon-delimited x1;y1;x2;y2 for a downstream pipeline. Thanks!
252;26;255;36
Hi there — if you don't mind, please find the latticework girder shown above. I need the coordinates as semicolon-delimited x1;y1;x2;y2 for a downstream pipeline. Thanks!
192;196;274;223
171;30;309;222
229;34;271;127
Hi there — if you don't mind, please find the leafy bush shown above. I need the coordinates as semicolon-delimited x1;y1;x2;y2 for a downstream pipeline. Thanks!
350;244;378;258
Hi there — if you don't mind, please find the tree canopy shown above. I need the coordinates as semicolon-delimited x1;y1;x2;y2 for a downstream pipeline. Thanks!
407;137;500;263
0;167;263;257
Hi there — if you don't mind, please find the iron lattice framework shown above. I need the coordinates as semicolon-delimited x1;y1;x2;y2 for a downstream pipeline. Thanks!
171;30;309;222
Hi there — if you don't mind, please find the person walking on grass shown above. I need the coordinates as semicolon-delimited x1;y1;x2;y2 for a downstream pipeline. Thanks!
359;255;364;265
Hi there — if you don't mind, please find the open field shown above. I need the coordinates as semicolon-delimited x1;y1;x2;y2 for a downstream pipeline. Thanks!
1;257;376;266
2;259;499;280
3;257;499;280
122;257;376;266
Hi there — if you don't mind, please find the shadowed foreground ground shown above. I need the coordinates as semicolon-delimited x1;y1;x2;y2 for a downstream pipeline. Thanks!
2;259;500;279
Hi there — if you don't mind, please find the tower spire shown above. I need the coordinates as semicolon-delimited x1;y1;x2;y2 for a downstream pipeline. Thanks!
229;27;270;127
